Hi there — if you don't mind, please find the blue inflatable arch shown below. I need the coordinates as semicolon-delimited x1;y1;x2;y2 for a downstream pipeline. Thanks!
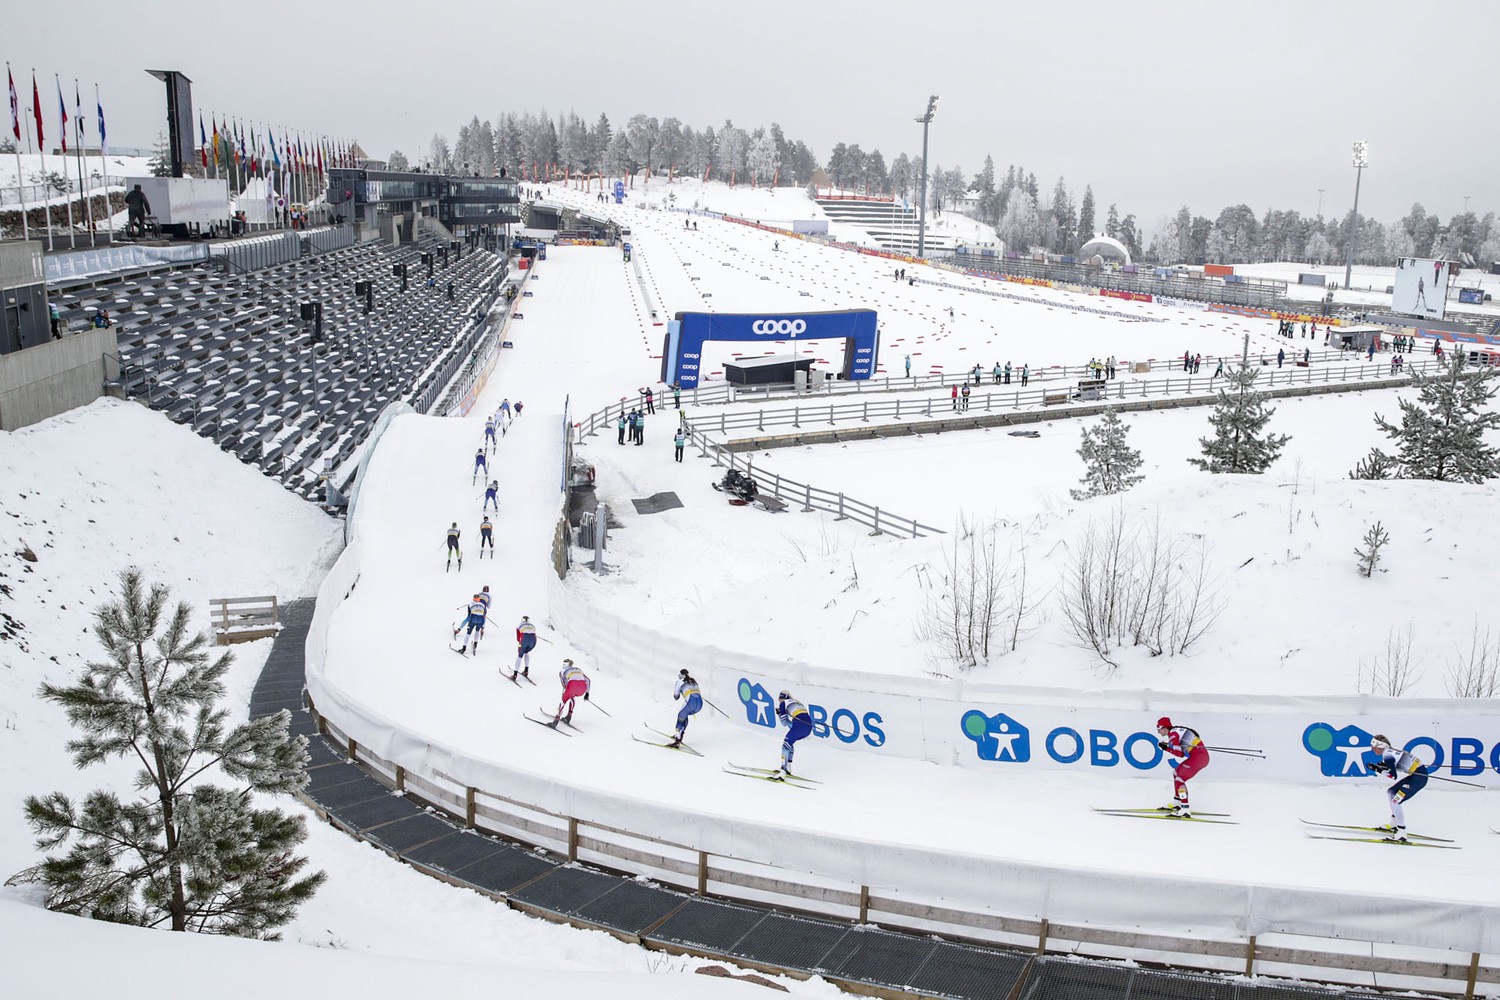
661;310;879;389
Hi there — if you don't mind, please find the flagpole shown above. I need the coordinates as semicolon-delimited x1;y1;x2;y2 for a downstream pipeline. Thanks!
54;75;76;249
7;63;30;241
94;84;109;244
73;80;94;247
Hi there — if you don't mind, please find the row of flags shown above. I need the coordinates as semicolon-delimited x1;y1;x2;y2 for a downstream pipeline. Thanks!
7;62;350;181
7;64;107;157
196;112;355;180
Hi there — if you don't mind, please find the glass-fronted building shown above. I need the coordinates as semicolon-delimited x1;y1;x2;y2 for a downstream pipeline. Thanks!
327;170;521;243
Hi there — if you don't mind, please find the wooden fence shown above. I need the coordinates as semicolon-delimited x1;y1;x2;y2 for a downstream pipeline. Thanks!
300;695;1496;999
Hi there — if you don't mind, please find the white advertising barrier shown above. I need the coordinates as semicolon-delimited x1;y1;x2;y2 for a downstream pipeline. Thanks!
547;578;1500;789
305;545;1500;953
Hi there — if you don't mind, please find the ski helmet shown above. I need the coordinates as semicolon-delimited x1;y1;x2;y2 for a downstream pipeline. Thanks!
1156;716;1172;731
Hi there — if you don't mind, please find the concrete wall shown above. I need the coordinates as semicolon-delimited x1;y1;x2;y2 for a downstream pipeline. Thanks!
0;325;119;430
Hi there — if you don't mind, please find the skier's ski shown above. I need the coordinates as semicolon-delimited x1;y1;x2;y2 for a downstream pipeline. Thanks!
727;762;820;783
723;766;815;788
506;670;537;686
450;645;469;656
1300;819;1453;843
633;734;704;757
1091;807;1236;825
524;714;571;735
1304;833;1458;849
1094;805;1230;817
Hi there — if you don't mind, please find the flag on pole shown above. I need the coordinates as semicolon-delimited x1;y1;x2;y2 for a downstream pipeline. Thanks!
269;127;280;169
199;113;208;167
211;117;220;167
55;76;68;153
95;89;107;156
73;80;85;149
7;66;19;143
31;72;43;151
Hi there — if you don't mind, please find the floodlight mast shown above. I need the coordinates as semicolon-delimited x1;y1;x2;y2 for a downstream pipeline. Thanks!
1343;140;1368;291
915;95;939;260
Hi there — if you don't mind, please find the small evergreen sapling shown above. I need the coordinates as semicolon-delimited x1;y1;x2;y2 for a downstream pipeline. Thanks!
20;569;324;937
1070;411;1144;500
1355;520;1389;577
1188;365;1290;474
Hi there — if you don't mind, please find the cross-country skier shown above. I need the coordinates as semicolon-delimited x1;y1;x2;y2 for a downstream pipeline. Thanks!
1156;716;1209;816
773;690;813;778
483;480;499;511
1367;734;1429;842
554;658;590;723
484;414;497;449
514;615;537;676
445;522;462;571
479;516;494;557
459;592;488;654
472;448;488;485
477;585;492;612
497;398;512;423
668;668;702;748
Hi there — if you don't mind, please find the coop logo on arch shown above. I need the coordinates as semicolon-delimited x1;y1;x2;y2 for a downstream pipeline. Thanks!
751;319;807;336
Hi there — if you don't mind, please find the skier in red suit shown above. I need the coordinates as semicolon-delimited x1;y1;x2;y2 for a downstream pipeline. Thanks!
1156;716;1210;816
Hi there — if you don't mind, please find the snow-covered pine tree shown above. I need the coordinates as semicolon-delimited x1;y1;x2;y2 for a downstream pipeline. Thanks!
1349;448;1396;480
1355;520;1389;577
22;569;323;937
1070;411;1144;500
1188;364;1290;474
1373;353;1500;482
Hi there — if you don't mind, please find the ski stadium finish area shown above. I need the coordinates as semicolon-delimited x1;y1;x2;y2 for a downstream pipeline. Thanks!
304;185;1500;994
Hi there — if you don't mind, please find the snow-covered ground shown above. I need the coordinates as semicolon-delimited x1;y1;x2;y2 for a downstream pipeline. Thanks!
0;402;825;998
5;180;1498;995
314;202;1499;946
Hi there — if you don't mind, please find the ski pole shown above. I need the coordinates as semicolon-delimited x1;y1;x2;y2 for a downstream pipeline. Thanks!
584;697;612;717
1204;745;1265;755
1420;772;1486;789
703;696;732;720
1204;747;1266;759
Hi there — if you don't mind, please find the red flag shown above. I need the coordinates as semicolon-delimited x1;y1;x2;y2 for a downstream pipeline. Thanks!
31;72;43;150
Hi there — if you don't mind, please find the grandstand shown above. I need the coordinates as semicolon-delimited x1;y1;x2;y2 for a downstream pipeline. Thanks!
48;228;505;501
813;196;960;255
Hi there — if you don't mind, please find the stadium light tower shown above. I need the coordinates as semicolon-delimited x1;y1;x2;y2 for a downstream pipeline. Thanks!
1343;140;1368;290
915;95;939;259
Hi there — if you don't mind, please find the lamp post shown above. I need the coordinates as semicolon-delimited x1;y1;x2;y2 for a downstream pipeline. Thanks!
1316;188;1325;218
1343;140;1368;291
915;95;939;259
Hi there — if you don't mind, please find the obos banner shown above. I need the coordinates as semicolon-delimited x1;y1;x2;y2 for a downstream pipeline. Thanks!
723;673;1500;787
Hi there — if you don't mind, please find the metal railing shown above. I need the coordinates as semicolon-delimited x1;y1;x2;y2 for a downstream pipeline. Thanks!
945;252;1292;308
570;391;944;538
683;358;1448;440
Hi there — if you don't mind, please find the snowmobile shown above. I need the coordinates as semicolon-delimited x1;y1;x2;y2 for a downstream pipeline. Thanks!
711;468;785;512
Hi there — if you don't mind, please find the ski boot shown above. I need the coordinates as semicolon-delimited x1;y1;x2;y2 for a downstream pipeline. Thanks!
1384;827;1408;843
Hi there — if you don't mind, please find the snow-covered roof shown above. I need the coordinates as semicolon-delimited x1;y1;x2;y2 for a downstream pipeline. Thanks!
1078;234;1131;265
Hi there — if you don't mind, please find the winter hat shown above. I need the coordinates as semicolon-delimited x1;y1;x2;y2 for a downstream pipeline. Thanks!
1156;717;1172;730
779;690;790;700
1371;734;1391;749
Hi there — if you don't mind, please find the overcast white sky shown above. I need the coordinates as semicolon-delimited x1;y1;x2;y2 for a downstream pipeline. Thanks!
8;0;1497;228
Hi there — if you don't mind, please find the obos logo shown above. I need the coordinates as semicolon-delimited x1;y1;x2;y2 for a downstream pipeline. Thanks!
1303;722;1500;777
750;319;807;336
960;709;1164;770
735;678;886;747
961;711;1030;763
1301;722;1378;777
